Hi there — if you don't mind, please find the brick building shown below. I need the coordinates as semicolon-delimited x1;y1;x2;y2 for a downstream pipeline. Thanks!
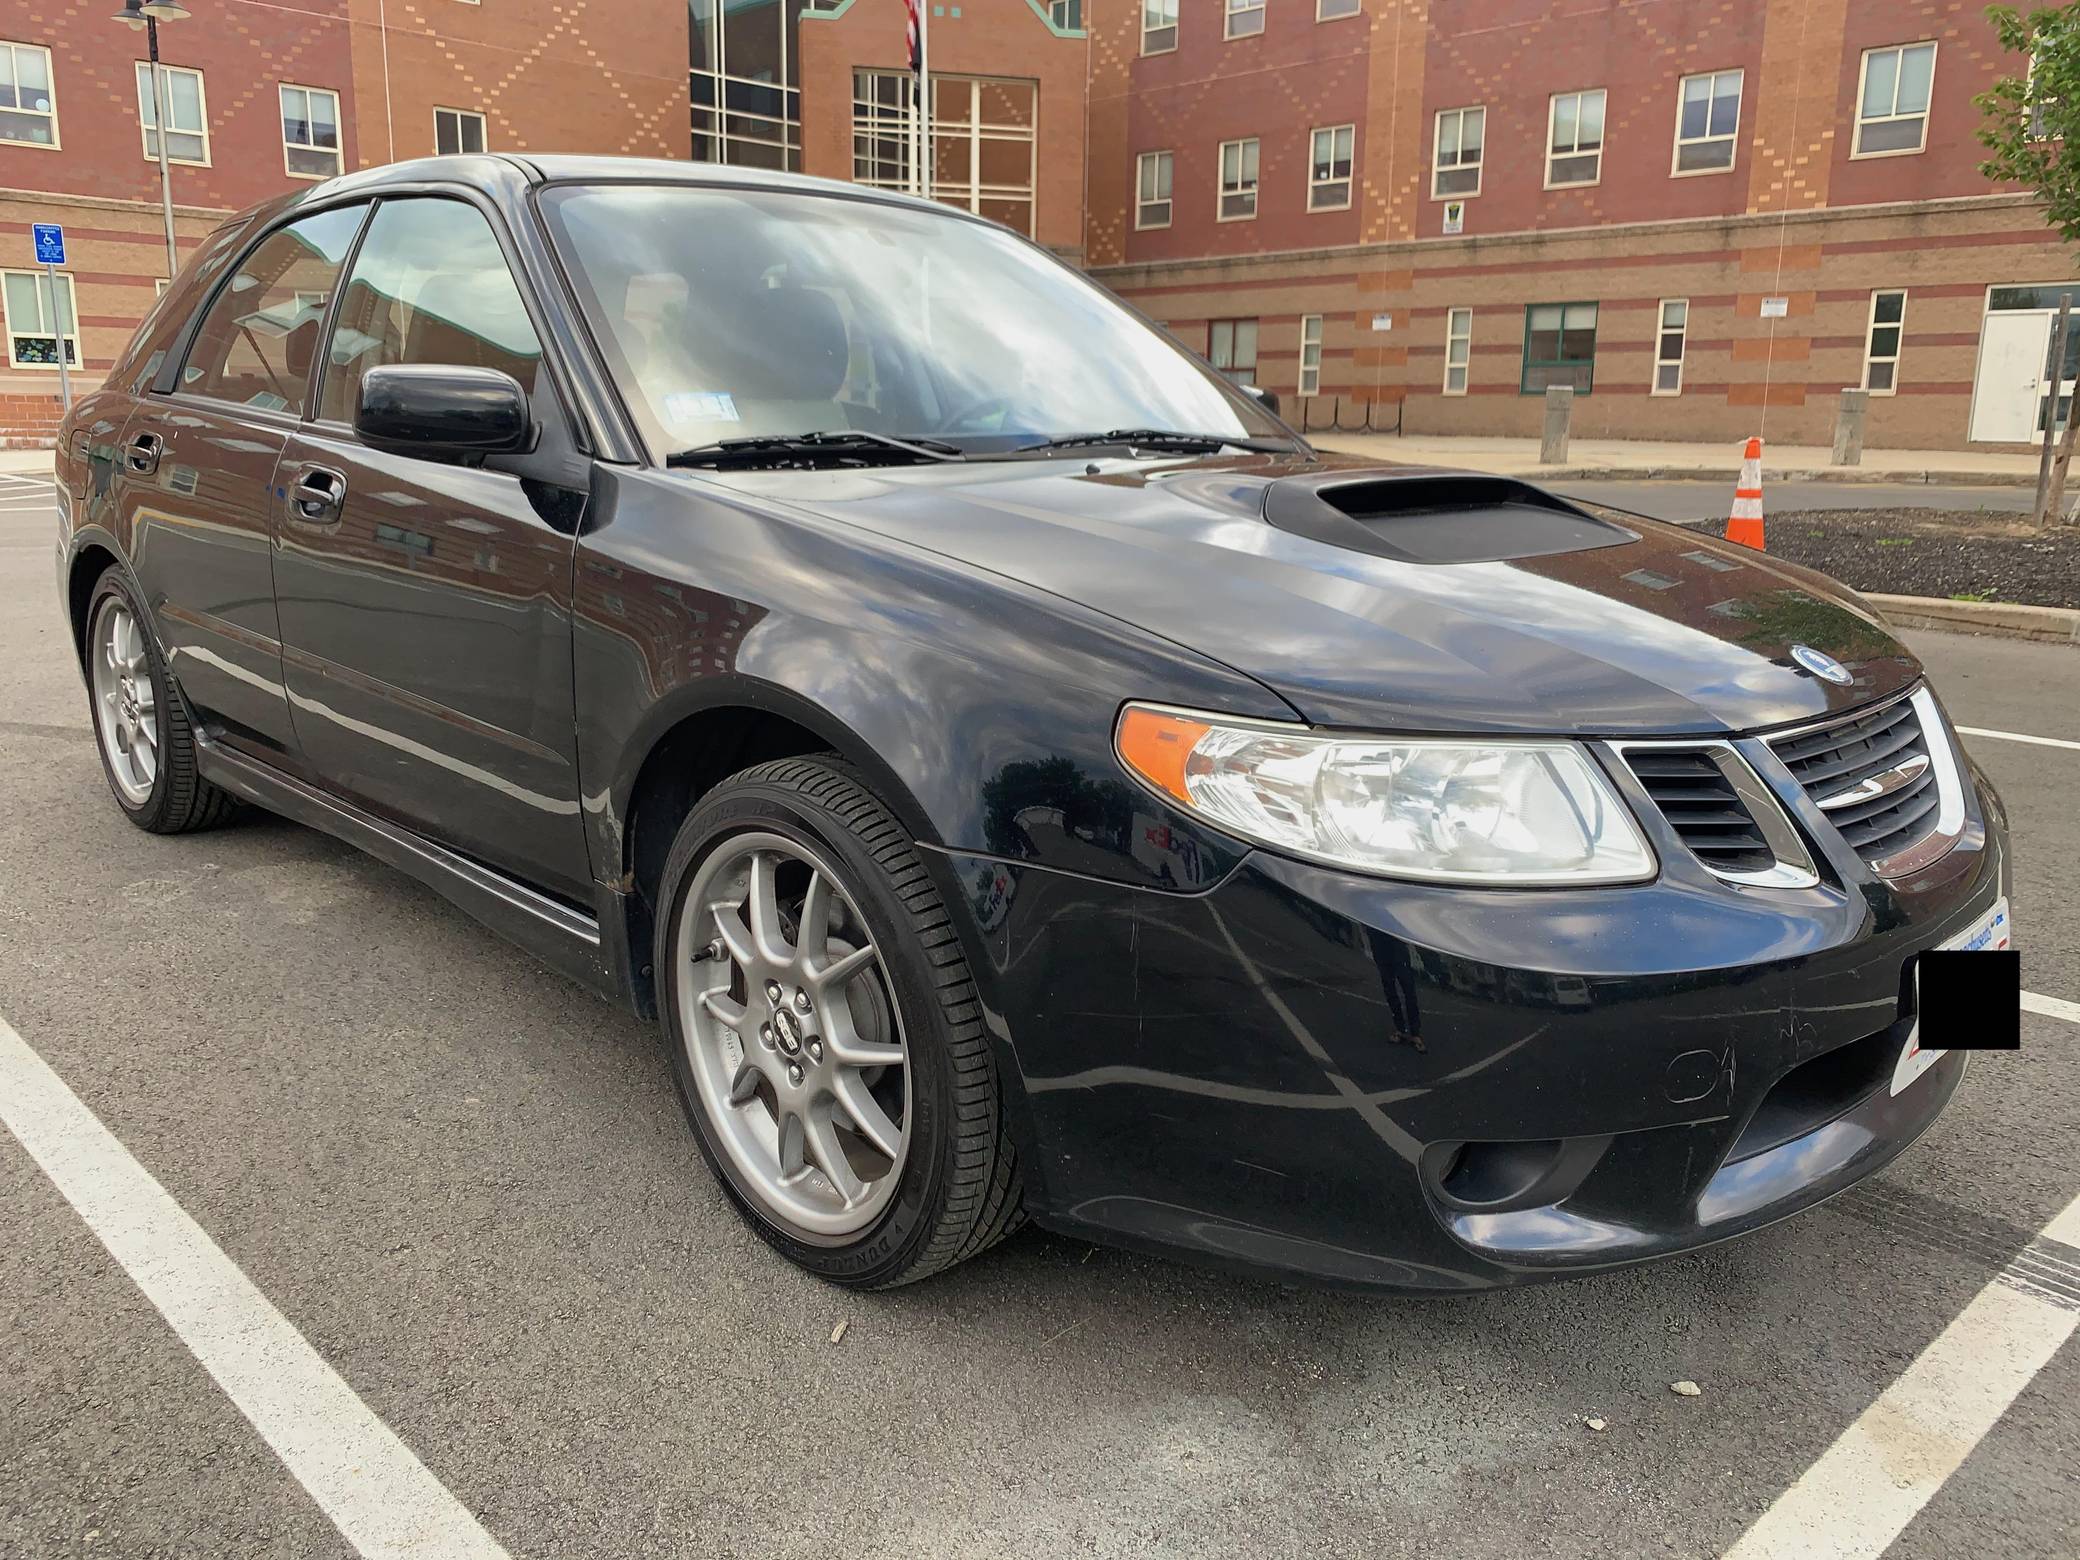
2;0;2074;451
1085;0;2080;452
0;0;684;444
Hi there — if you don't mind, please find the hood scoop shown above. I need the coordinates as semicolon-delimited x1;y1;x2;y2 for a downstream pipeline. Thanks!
1261;471;1638;565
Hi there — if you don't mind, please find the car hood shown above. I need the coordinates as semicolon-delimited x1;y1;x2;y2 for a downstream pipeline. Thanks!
694;453;1920;735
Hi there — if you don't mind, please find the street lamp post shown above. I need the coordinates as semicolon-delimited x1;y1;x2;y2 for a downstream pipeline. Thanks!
112;0;191;284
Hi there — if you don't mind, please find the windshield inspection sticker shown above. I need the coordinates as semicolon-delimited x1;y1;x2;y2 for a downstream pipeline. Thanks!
664;391;740;425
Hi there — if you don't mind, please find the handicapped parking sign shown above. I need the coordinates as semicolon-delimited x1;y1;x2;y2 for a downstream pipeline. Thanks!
32;222;64;265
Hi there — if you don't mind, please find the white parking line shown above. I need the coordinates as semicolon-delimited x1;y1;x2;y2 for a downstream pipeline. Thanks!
0;1013;511;1560
1723;1190;2080;1560
2023;990;2080;1025
1957;725;2080;753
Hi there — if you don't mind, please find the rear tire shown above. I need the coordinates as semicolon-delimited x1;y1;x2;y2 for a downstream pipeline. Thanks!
84;569;240;835
655;756;1023;1287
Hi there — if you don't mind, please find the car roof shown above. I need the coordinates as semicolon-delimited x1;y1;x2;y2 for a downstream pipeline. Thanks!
259;152;947;222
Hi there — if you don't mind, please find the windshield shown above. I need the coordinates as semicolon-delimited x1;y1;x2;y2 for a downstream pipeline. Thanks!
539;182;1289;458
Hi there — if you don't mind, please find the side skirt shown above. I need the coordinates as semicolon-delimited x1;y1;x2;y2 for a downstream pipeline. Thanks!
194;730;625;1002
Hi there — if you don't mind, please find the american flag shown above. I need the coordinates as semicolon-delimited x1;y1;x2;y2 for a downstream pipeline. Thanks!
904;0;922;71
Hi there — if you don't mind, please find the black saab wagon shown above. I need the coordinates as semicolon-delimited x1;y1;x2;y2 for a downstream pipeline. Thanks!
55;155;2010;1291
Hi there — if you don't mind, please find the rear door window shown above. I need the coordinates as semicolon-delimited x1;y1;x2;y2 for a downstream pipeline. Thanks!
317;197;544;425
174;204;365;413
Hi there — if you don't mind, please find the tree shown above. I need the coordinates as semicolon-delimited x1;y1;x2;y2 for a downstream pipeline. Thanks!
1979;4;2080;525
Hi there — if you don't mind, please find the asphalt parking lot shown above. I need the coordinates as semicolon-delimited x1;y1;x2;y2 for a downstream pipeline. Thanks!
2;467;2077;1559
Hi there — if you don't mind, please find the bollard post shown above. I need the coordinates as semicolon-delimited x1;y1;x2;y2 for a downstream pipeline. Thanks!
1540;384;1573;465
1832;389;1867;466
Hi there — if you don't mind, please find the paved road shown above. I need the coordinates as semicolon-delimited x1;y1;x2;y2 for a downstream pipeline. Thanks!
1555;479;2038;524
2;469;2076;1559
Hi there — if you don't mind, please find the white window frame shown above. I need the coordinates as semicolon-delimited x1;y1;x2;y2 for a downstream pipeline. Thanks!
1653;298;1687;395
2;267;80;370
1299;313;1323;396
1141;0;1178;54
1671;69;1742;176
1048;0;1081;28
1136;149;1173;230
0;40;59;150
1443;306;1471;395
1432;105;1483;199
1853;42;1938;159
1545;87;1605;189
1225;0;1265;41
279;83;342;180
1316;0;1361;19
135;61;209;167
1308;123;1354;212
1863;289;1906;395
1218;137;1259;222
434;105;487;156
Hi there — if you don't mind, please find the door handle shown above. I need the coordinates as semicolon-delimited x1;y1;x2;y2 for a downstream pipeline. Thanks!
288;465;347;527
124;431;163;475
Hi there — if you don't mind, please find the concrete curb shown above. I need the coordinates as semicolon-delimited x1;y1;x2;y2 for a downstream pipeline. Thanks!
1867;593;2080;644
1537;465;2037;488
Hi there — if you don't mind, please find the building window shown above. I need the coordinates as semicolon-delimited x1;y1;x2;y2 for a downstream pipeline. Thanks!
1545;88;1604;188
1225;0;1265;41
136;62;208;165
1864;289;1906;393
1049;0;1082;28
1522;302;1597;394
1317;0;1360;18
3;268;78;369
1653;299;1687;394
1210;318;1258;382
1432;106;1483;197
1142;0;1177;53
852;72;1038;237
1309;124;1353;210
1299;314;1323;395
1136;150;1173;229
1673;69;1741;174
434;107;486;155
1855;42;1936;157
280;84;341;178
0;41;57;148
690;0;803;171
1219;137;1259;221
1444;307;1471;394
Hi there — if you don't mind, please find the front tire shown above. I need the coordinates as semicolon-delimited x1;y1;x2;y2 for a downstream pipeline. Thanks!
84;569;239;834
655;757;1023;1287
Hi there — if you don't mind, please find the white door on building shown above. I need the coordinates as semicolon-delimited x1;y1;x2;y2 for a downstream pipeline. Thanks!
1970;310;2053;444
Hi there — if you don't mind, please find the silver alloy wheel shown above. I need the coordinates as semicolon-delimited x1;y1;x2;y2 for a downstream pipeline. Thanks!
91;595;159;806
674;831;911;1241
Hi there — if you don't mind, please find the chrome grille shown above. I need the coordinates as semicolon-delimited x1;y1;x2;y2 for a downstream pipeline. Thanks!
1767;691;1946;869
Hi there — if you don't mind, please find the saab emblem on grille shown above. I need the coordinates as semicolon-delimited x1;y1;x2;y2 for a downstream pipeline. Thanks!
1790;644;1853;685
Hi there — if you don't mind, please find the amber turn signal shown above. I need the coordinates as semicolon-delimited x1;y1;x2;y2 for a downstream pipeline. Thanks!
1114;705;1211;805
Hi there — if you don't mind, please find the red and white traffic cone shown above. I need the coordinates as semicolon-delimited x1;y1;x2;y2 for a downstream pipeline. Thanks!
1726;436;1765;550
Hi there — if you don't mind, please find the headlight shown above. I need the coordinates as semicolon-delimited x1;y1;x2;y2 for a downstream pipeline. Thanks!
1115;703;1656;885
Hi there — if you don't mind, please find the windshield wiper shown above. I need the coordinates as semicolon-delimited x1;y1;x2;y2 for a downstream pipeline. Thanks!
1010;428;1299;456
666;430;966;469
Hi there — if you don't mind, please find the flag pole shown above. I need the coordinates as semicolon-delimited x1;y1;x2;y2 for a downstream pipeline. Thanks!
918;2;931;204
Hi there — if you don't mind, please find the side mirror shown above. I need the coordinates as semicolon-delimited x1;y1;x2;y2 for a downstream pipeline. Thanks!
355;364;531;457
1244;384;1281;417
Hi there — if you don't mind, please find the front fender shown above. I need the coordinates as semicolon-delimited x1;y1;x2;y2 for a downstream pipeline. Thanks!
571;466;1292;894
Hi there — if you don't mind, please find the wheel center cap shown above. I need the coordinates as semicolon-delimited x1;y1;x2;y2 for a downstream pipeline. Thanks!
772;1005;803;1056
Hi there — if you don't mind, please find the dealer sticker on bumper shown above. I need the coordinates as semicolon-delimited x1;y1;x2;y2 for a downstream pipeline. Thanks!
1891;896;2012;1097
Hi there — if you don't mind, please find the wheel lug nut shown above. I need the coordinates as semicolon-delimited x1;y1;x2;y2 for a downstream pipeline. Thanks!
807;1039;822;1061
787;1064;803;1086
793;990;811;1013
765;980;783;1003
760;1023;773;1046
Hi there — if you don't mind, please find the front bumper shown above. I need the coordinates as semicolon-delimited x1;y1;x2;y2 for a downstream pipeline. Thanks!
939;756;2006;1292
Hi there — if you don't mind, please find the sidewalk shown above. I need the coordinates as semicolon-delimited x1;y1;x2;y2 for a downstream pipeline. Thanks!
1309;433;2042;487
0;449;56;476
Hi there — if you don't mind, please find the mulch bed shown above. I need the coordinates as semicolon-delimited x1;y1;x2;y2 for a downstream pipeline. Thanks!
1753;508;2080;610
